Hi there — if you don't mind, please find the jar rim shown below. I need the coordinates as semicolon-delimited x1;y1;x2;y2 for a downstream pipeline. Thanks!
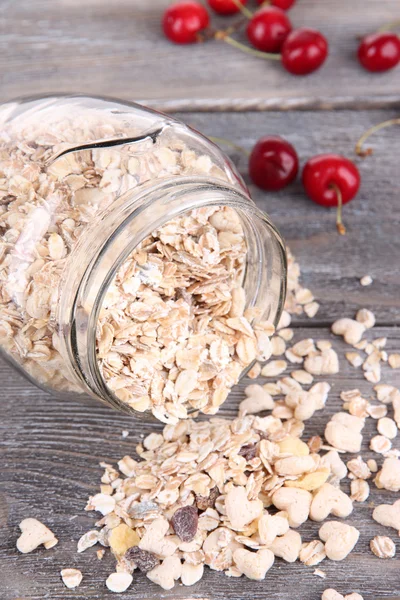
58;176;287;417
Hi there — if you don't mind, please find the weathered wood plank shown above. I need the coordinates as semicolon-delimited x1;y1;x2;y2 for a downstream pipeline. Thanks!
0;325;399;600
0;0;400;111
172;108;400;325
1;106;400;599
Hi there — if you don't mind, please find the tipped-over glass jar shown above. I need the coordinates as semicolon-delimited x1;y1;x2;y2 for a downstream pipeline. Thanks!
0;95;287;422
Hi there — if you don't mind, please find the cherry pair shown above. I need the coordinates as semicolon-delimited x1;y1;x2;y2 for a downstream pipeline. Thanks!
249;136;360;235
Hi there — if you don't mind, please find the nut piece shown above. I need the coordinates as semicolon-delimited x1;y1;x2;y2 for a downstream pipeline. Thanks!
350;479;370;503
258;513;289;546
16;518;58;554
300;540;326;566
374;457;400;492
106;572;133;593
324;413;364;453
225;486;263;530
239;385;274;416
310;483;353;522
61;569;83;589
278;437;310;457
285;469;330;492
109;524;140;556
370;536;396;559
233;548;274;580
181;562;204;586
319;521;360;561
269;529;302;563
272;488;312;528
355;309;375;329
331;318;365;345
372;499;400;532
147;555;182;590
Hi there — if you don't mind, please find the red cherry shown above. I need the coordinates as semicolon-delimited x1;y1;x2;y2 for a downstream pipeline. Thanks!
247;7;292;53
257;0;296;9
281;28;328;75
249;136;299;191
302;154;360;234
207;0;248;15
358;32;400;72
163;1;210;44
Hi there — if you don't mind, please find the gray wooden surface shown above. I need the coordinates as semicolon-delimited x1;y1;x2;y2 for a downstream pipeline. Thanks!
1;106;400;600
0;0;400;111
2;0;400;596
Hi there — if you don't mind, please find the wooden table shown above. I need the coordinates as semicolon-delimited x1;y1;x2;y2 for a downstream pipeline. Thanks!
1;2;400;599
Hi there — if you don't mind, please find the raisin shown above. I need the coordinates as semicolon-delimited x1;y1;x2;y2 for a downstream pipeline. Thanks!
124;546;159;573
239;444;258;461
171;505;198;542
195;485;219;511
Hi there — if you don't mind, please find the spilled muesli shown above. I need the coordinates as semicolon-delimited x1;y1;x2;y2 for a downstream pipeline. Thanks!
15;255;400;594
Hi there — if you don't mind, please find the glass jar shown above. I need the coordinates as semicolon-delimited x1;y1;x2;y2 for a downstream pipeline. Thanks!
0;95;287;420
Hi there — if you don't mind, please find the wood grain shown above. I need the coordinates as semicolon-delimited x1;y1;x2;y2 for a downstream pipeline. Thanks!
1;325;400;600
0;0;400;111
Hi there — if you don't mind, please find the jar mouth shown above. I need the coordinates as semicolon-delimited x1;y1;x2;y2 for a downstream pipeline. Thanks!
58;177;287;417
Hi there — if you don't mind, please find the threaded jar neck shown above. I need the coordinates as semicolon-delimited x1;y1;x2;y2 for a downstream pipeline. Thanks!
57;177;287;415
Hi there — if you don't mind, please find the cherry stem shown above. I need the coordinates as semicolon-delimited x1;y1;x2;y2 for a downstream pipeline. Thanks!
215;31;281;60
208;136;250;156
355;117;400;157
378;19;400;32
230;0;254;19
330;184;346;235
